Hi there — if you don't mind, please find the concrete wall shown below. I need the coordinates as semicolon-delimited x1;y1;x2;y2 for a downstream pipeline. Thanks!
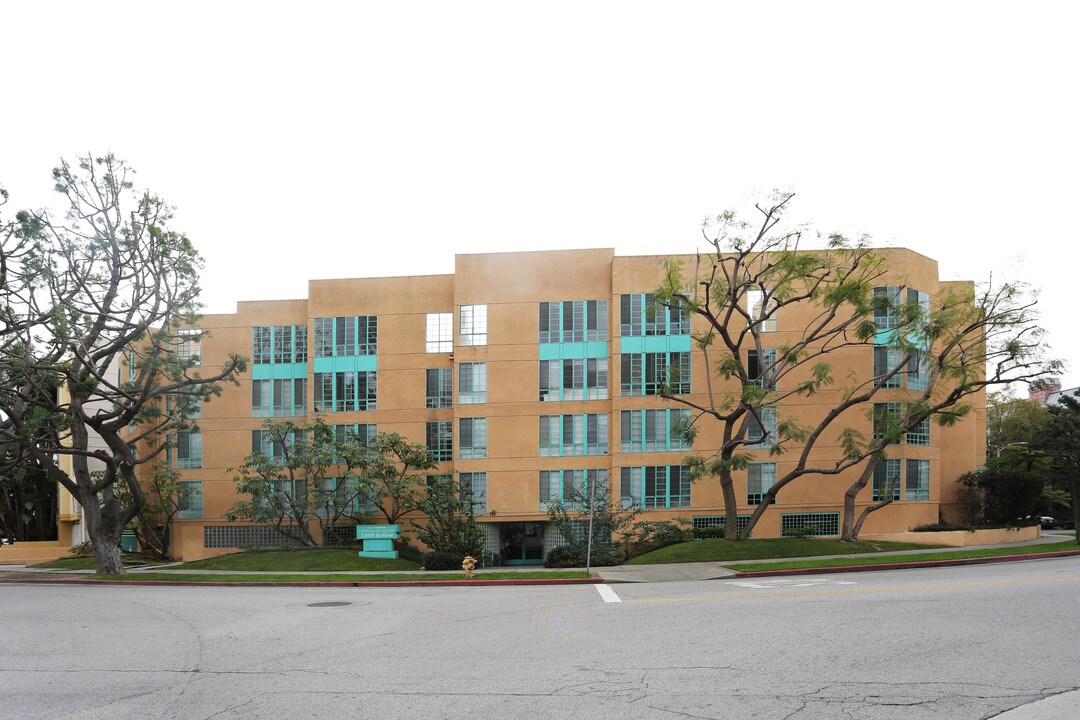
862;525;1040;547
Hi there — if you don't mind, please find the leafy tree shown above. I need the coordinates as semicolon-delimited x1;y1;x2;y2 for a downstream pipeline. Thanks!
986;389;1049;458
955;468;1045;526
1038;394;1080;543
0;156;245;574
112;461;186;559
412;474;488;557
656;192;903;539
342;432;435;525
545;481;640;566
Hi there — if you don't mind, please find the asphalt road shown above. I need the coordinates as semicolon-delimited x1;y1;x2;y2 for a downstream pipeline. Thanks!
3;557;1080;720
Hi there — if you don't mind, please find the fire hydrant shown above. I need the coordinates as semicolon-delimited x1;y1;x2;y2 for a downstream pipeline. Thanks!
462;555;477;580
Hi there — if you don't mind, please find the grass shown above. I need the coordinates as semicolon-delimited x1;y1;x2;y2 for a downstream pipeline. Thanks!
80;570;590;583
733;536;1080;572
163;548;421;572
625;537;945;565
31;555;158;570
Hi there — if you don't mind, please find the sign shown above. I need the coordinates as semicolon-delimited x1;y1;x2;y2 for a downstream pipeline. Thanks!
356;524;400;559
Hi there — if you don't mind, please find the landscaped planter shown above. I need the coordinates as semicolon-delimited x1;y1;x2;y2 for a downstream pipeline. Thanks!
861;525;1041;547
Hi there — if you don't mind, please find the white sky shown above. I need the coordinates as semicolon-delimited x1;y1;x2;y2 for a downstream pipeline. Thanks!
3;1;1077;387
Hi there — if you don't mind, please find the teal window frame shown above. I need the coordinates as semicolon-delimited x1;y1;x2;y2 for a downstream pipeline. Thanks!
313;371;377;412
332;423;377;463
539;413;609;457
747;288;777;333
458;362;487;405
619;293;689;337
252;378;307;417
874;347;904;389
539;358;609;401
251;429;304;463
780;512;839;536
426;421;453;462
176;430;202;470
873;458;902;501
459;304;488;346
459;472;487;513
459;417;488;459
619;351;691;396
314;316;377;358
620;408;692;452
747;348;777;390
906;459;930;501
174;330;203;367
620;465;691;509
539;469;607;511
746;462;776;505
746;406;778;449
252;325;308;364
539;300;608;343
426;368;452;408
177;480;203;519
874;286;903;330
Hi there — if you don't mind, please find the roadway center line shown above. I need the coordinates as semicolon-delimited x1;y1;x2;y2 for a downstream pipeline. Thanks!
623;575;1080;604
595;584;622;603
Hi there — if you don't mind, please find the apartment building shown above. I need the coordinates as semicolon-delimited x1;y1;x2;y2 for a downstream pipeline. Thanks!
161;248;985;562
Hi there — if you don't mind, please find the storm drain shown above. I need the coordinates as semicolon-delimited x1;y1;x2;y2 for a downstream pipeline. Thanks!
307;602;351;608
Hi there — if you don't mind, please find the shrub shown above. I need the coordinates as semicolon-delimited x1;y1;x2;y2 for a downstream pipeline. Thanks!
69;541;95;557
622;519;693;549
693;525;728;539
394;541;425;563
911;522;970;532
543;544;622;568
782;525;820;538
421;550;467;571
478;549;502;568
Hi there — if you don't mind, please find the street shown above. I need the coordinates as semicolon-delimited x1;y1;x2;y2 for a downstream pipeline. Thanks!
3;558;1079;719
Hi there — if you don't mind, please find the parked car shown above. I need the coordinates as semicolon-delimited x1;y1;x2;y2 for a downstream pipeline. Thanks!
1038;516;1057;529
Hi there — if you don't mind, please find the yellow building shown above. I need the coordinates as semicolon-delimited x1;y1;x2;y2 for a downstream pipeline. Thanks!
159;248;985;562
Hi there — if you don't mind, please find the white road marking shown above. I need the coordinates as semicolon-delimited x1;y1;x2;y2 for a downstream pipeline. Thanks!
595;584;622;603
728;577;857;590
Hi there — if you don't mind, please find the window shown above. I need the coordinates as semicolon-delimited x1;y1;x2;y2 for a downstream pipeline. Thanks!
873;403;904;443
459;472;487;513
458;362;487;404
167;390;202;420
174;330;203;366
252;379;307;417
539;414;608;456
540;469;607;511
747;288;777;332
176;431;202;470
907;415;930;446
539;358;608;401
907;350;931;391
620;352;691;395
538;300;608;343
906;459;930;501
620;408;692;452
313;371;377;412
459;417;487;459
746;406;778;449
426;368;453;408
313;316;377;357
873;458;902;502
874;286;903;330
177;481;202;519
746;462;776;505
619;294;689;337
692;515;752;533
873;347;904;389
747;348;777;390
251;429;304;463
316;477;365;516
426;421;453;461
780;512;839;536
332;423;377;463
252;325;308;364
620;465;691;509
426;312;453;352
459;305;488;346
907;288;930;320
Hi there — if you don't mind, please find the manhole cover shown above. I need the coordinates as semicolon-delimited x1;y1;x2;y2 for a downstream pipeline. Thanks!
307;601;351;608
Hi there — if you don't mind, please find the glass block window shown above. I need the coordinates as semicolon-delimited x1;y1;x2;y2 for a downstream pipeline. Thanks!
458;362;487;404
460;304;488;346
619;293;690;337
251;429;304;463
539;414;609;456
746;462;776;505
459;472;487;513
426;421;453;462
174;330;203;366
747;289;777;332
459;417;488;459
620;408;692;452
746;406;778;449
540;469;607;511
252;325;308;364
747;348;777;390
692;515;752;532
313;371;377;412
620;352;691;395
177;480;203;519
906;459;930;501
874;286;903;330
874;347;904;389
313;316;377;357
538;300;608;343
539;358;608;401
252;378;307;417
780;512;839;536
873;458;902;502
426;312;453;353
426;368;453;408
176;431;202;470
204;525;306;549
620;465;691;509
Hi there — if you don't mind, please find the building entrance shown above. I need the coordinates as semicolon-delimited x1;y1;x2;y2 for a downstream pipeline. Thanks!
500;522;545;565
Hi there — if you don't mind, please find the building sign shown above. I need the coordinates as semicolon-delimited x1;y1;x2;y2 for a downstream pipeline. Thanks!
356;524;399;559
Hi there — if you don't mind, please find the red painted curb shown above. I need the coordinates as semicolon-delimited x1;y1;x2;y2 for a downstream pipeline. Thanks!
0;576;604;588
733;549;1080;577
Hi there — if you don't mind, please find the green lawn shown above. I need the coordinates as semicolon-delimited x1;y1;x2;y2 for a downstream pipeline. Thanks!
734;537;1079;572
163;548;421;572
87;571;589;583
31;555;157;570
626;537;945;565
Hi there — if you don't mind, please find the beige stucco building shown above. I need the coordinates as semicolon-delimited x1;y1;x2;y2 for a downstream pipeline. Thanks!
157;248;985;562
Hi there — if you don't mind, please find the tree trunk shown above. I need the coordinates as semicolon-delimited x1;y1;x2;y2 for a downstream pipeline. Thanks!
81;487;128;575
91;535;124;575
852;499;893;538
1071;478;1080;546
841;460;877;541
720;471;739;540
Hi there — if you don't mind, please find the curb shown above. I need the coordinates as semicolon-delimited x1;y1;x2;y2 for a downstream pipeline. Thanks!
733;549;1080;577
0;576;604;588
